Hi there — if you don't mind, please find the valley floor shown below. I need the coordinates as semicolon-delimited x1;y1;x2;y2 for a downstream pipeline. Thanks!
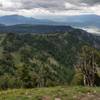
0;86;100;100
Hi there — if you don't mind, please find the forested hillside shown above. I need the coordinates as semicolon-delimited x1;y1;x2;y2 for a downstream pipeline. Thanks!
0;25;71;34
0;28;100;89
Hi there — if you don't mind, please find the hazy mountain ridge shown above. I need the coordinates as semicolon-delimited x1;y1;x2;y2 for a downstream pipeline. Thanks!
0;14;100;28
0;24;73;34
0;15;58;25
0;14;100;34
51;14;100;28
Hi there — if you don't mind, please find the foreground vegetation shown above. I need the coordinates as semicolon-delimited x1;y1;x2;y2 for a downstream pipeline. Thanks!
0;30;100;89
0;86;100;100
0;28;100;99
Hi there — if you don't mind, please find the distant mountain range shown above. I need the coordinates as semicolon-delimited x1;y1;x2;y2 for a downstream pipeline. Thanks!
0;14;100;34
0;14;100;28
0;15;58;26
59;14;100;28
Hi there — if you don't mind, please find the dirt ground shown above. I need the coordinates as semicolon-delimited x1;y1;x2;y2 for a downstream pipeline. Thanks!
77;93;100;100
42;93;100;100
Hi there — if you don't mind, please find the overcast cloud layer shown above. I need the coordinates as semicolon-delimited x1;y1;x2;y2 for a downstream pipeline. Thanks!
0;0;100;17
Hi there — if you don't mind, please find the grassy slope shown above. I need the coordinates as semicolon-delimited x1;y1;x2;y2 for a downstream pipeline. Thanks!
0;86;100;100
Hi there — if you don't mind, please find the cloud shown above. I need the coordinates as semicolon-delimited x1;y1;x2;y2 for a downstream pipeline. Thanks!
0;3;2;7
81;0;100;5
0;0;100;16
0;0;67;11
0;0;100;10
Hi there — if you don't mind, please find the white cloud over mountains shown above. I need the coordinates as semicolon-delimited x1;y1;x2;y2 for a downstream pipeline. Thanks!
0;0;100;17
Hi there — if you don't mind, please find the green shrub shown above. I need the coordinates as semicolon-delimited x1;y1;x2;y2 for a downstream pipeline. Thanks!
71;72;84;85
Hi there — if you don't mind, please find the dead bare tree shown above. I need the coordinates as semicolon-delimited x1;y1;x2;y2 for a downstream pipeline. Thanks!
75;46;98;86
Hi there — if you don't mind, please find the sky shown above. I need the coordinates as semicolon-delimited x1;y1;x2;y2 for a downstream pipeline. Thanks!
0;0;100;17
